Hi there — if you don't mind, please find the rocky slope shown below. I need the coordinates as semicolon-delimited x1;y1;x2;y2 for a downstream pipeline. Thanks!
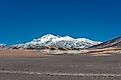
90;36;121;49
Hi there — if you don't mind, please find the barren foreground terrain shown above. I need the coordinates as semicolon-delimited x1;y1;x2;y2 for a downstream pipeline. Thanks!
0;49;121;80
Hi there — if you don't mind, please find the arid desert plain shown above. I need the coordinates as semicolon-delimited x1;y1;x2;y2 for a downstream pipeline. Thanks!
0;48;121;80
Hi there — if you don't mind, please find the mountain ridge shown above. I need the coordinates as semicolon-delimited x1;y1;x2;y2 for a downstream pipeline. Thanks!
1;35;121;50
11;34;101;49
90;36;121;49
0;44;6;48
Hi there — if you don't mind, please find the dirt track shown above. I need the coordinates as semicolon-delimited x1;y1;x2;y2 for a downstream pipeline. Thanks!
0;52;121;80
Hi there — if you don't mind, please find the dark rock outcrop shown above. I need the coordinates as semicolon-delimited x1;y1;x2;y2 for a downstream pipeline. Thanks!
90;36;121;49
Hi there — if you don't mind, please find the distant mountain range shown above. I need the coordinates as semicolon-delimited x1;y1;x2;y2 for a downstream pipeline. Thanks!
1;34;121;50
0;44;6;48
10;34;101;49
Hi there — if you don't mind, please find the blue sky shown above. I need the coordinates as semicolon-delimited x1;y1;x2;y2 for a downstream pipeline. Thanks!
0;0;121;44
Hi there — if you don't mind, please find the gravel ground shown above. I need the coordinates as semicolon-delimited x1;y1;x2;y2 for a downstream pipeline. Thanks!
0;54;121;80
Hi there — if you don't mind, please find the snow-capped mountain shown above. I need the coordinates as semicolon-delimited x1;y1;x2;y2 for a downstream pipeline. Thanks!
0;44;6;48
12;34;101;49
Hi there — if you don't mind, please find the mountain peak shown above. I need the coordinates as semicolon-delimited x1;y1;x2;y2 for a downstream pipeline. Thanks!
12;34;101;49
40;34;58;42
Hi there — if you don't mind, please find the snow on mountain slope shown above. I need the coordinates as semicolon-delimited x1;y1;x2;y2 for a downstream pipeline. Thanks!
12;34;101;49
0;44;6;48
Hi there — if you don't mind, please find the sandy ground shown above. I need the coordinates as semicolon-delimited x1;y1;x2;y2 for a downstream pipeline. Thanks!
0;48;121;57
39;48;121;56
0;49;45;57
0;49;121;80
